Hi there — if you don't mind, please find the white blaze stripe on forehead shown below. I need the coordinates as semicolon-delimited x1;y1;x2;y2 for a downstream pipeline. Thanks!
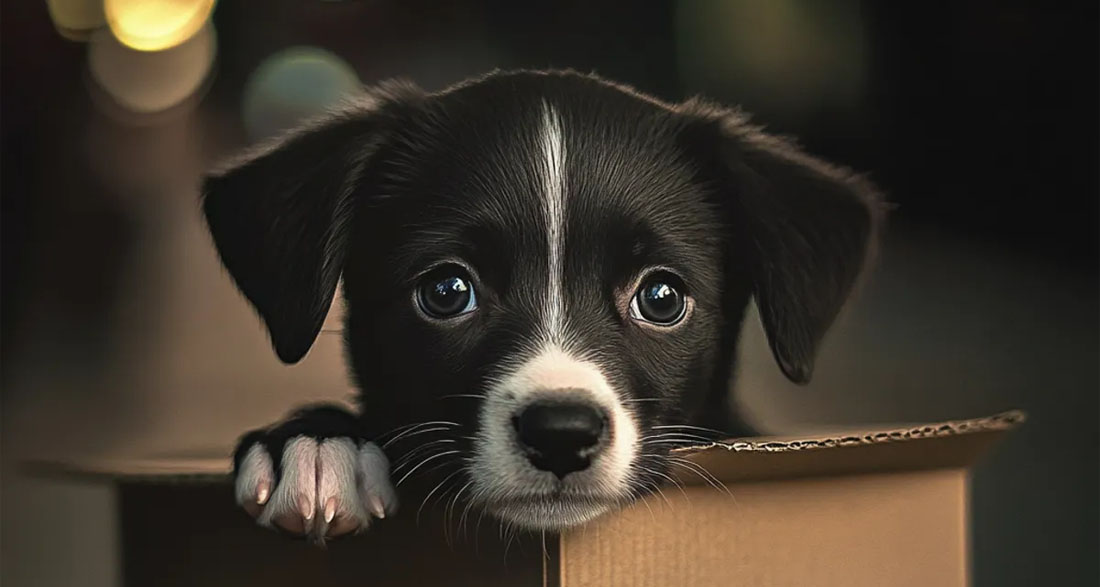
539;102;566;345
469;103;638;527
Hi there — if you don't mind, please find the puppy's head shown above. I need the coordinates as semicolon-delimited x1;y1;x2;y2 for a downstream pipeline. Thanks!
203;71;881;530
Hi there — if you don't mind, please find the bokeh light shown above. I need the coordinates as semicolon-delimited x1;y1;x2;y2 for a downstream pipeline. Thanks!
46;0;106;42
241;47;361;142
104;0;216;52
88;22;216;114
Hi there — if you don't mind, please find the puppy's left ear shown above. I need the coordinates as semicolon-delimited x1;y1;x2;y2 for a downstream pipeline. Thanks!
202;89;415;364
688;104;885;384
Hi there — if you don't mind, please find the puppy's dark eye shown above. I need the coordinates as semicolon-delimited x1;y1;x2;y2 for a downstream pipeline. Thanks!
417;266;478;318
630;273;687;326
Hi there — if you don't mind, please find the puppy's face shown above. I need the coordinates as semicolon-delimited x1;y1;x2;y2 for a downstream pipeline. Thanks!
204;71;879;530
343;84;728;528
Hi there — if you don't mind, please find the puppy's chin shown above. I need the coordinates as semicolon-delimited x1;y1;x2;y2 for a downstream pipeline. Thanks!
485;494;616;530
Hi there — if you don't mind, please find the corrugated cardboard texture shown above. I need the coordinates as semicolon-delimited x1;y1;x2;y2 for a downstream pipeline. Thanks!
558;469;968;587
669;411;1024;485
26;412;1020;587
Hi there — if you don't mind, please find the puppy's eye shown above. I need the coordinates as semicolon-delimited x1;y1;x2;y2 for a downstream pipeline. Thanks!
630;273;687;326
417;266;478;319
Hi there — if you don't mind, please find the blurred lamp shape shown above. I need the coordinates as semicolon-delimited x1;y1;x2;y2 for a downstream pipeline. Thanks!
105;0;216;52
242;47;361;142
88;23;216;114
47;0;106;41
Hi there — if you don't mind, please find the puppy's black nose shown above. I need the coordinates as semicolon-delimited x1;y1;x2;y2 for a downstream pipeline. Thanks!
513;400;607;479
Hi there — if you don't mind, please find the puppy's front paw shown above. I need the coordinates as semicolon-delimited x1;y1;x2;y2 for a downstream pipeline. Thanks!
232;406;396;543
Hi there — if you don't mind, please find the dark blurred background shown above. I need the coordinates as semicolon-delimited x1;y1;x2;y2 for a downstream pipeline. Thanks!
2;1;1097;586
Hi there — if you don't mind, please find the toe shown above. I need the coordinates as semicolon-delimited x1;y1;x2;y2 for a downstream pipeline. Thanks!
235;443;274;517
257;436;318;532
358;442;398;518
317;438;367;536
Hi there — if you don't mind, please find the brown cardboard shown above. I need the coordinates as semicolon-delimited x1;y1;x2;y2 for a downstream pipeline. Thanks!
30;411;1023;587
558;470;968;586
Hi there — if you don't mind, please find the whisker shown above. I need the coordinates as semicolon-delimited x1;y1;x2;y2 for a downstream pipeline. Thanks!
667;457;733;498
502;520;521;561
374;421;427;440
474;507;489;547
379;420;459;439
636;486;656;520
643;431;714;439
651;424;726;436
445;480;474;542
392;439;457;470
541;531;549;575
641;430;713;439
634;480;669;516
383;424;459;449
438;393;489;400
460;493;478;542
641;433;713;442
419;468;465;523
395;450;461;486
396;457;460;487
632;468;675;508
642;439;713;448
635;465;687;500
653;484;675;509
640;432;714;444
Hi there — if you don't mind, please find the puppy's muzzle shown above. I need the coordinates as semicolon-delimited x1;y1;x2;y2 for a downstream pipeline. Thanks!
512;393;609;479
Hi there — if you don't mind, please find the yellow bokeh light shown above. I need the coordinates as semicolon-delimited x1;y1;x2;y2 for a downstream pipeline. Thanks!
105;0;216;52
88;23;216;114
47;0;106;42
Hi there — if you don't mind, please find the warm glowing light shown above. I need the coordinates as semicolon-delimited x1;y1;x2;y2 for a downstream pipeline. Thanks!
88;23;216;114
242;47;361;142
104;0;216;52
47;0;106;42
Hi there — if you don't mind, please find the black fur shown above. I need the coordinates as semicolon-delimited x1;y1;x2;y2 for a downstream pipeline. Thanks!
204;69;882;523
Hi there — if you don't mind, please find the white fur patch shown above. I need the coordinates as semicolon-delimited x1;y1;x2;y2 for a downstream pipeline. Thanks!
358;442;398;518
257;436;319;530
235;436;396;540
235;443;273;507
316;438;367;523
471;344;639;527
539;102;567;345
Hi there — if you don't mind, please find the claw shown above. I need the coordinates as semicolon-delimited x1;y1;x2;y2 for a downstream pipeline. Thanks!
368;495;386;519
324;497;337;523
256;481;270;505
299;495;314;521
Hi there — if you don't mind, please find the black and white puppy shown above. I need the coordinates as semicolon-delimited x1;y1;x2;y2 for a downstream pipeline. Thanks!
203;70;881;541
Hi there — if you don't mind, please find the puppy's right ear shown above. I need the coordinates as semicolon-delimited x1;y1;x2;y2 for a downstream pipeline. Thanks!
680;100;884;385
202;88;415;364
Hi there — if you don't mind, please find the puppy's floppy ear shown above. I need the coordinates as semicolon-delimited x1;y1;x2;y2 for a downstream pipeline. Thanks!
692;105;884;384
202;90;413;364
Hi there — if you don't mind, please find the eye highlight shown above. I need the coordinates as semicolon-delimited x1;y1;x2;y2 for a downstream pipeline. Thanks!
629;272;688;326
416;264;478;319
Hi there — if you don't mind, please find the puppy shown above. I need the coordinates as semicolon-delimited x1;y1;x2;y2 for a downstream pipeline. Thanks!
203;70;881;541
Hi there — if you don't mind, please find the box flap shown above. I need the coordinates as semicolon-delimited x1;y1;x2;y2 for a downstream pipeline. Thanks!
668;410;1024;485
26;411;1024;485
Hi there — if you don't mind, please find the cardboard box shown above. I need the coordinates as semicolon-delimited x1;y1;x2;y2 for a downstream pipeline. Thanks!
35;411;1022;587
